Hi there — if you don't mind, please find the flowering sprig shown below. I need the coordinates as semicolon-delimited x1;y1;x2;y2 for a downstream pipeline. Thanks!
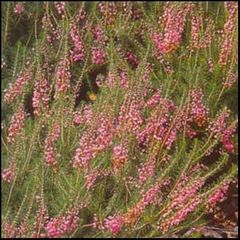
14;2;25;15
44;206;79;238
1;160;16;183
55;57;71;97
44;121;60;169
69;23;85;62
32;73;50;116
7;105;26;144
4;68;32;104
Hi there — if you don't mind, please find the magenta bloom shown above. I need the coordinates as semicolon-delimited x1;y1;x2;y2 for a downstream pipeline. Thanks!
104;215;123;235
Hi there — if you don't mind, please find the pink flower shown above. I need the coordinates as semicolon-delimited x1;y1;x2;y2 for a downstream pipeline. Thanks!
45;206;79;238
4;68;32;104
55;58;71;97
85;170;99;190
190;14;214;50
91;47;106;65
208;108;236;153
208;108;230;136
106;71;116;88
219;2;238;65
208;58;214;73
138;156;155;185
118;95;143;136
190;88;209;127
92;25;104;42
152;2;191;58
14;2;25;15
145;90;162;109
141;181;162;206
98;2;117;25
44;122;60;169
76;8;86;22
221;124;236;153
1;161;16;183
73;105;93;126
73;131;96;170
208;181;230;206
223;70;237;88
32;74;50;116
73;113;114;170
112;143;128;172
69;23;85;62
119;70;129;89
54;2;65;17
104;215;123;235
7;105;26;144
2;222;17;238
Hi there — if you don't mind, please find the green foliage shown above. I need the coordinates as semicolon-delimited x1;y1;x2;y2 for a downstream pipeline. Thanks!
1;1;238;238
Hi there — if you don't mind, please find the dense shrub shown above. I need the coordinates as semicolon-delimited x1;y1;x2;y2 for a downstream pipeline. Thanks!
1;1;238;238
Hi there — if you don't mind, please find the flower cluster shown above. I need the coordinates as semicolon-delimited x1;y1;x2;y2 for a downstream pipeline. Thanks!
223;70;238;88
84;170;99;190
208;58;214;73
7;105;26;144
45;206;79;238
73;129;96;170
118;95;143;135
123;181;164;226
1;2;238;238
32;202;49;238
208;108;230;137
14;2;25;15
138;155;156;185
55;58;71;97
92;25;104;43
104;215;124;235
208;108;236;153
208;181;230;206
153;2;190;56
159;177;205;233
190;14;214;50
44;122;60;169
73;105;93;126
219;2;238;65
4;68;32;104
73;112;114;170
112;143;128;173
54;2;65;17
145;90;162;109
1;160;16;183
42;15;62;44
91;47;106;65
32;73;50;116
94;113;115;151
99;2;117;25
2;222;17;238
69;23;85;62
190;88;209;127
76;7;86;22
137;98;175;149
163;178;204;215
106;71;116;88
159;196;202;233
119;70;129;89
221;123;236;153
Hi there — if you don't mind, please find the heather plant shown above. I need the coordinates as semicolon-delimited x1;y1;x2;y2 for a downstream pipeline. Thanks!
1;1;238;238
